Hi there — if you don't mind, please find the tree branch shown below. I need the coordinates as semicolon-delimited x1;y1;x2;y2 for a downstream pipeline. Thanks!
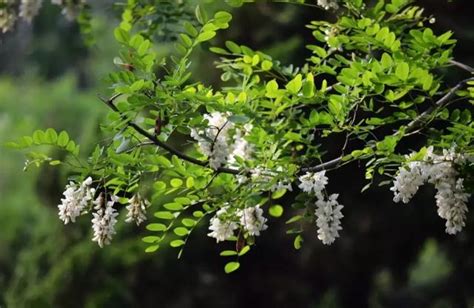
449;59;474;73
98;94;241;175
302;77;474;173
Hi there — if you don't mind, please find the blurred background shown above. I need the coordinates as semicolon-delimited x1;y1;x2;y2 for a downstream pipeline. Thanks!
1;1;474;307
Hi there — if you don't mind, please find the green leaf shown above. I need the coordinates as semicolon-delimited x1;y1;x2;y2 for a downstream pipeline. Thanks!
238;245;250;256
45;128;58;144
170;178;183;188
186;177;195;188
265;79;279;98
153;181;167;192
154;211;175;220
197;31;216;43
145;245;160;253
261;60;273;71
32;130;46;144
286;215;303;224
220;250;238;256
269;205;284;217
146;223;167;231
173;227;189;236
224;261;240;273
142;236;159;243
183;21;198;37
164;202;184;211
395;62;410;81
285;74;302;94
294;235;303;250
170;239;185;247
271;189;287;200
195;5;208;25
214;11;232;24
57;131;69;147
225;41;241;53
114;27;129;44
181;218;196;227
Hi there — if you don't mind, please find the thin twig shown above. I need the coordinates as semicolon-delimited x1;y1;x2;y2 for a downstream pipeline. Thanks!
449;59;474;73
98;94;240;175
301;77;474;173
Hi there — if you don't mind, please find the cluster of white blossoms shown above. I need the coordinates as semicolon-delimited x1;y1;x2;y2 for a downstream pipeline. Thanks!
91;193;119;248
191;112;253;170
1;2;17;33
58;177;95;224
208;205;268;242
315;193;344;245
317;0;339;10
391;147;471;234
298;170;344;245
58;177;150;246
19;0;43;23
125;193;149;226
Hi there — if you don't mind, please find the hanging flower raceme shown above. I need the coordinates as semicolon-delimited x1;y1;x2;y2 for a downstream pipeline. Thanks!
58;176;95;224
125;193;149;226
1;4;16;33
298;170;344;245
91;193;119;248
315;194;344;245
391;146;471;234
19;0;42;23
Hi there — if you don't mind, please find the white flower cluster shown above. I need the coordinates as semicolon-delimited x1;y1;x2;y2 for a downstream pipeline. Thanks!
208;207;239;242
298;170;328;197
19;0;43;23
58;177;95;224
125;193;149;226
315;193;344;245
317;0;339;10
1;4;17;33
58;176;151;246
298;171;344;245
92;193;119;248
208;205;268;242
391;147;471;234
191;112;253;170
237;206;268;236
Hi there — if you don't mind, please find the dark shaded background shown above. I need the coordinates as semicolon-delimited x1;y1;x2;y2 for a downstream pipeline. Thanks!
1;1;473;307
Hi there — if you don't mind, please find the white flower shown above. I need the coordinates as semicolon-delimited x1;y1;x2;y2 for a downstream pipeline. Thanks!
315;194;344;245
19;0;42;23
237;205;268;236
125;193;149;226
298;171;328;197
91;193;119;247
208;207;238;242
58;177;95;224
317;0;339;10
